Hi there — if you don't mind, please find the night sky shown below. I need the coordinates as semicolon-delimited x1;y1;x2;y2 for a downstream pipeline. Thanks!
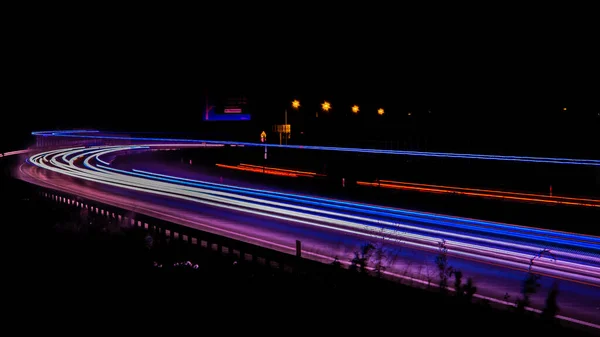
4;6;599;157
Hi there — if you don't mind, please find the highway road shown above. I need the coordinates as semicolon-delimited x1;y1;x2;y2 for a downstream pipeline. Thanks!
16;144;600;329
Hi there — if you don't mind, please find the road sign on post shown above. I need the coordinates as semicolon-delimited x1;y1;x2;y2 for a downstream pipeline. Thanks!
261;131;267;172
272;124;291;145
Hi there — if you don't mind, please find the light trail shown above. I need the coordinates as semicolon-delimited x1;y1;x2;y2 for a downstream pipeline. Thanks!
1;149;33;157
215;163;319;177
217;162;597;208
238;163;325;176
34;145;599;250
32;146;600;252
357;180;600;208
27;145;600;288
31;130;600;166
78;150;600;255
130;168;600;247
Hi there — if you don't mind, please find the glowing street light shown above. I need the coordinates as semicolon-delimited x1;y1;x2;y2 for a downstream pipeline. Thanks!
378;108;384;115
352;105;359;114
292;100;300;109
322;101;331;112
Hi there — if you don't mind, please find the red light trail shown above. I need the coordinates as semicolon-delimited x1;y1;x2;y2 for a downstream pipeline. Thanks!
357;180;600;208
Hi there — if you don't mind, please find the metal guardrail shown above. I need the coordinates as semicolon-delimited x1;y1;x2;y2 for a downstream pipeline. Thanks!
33;187;319;274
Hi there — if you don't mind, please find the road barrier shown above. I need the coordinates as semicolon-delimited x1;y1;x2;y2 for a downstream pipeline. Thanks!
35;188;316;274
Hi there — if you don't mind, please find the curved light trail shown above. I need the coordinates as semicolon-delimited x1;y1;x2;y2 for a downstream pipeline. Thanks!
27;145;600;288
32;130;600;166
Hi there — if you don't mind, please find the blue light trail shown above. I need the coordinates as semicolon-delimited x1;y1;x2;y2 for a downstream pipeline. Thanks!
31;130;600;166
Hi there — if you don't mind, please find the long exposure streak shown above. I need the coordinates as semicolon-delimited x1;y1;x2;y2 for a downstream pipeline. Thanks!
216;163;321;177
357;180;600;208
26;145;600;289
31;130;600;166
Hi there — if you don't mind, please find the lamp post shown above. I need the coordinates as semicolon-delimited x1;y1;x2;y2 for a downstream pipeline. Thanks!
284;109;288;145
290;100;300;144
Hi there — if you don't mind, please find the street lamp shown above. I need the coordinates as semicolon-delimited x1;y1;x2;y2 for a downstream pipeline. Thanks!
322;101;331;112
378;108;384;115
282;101;299;145
352;105;359;114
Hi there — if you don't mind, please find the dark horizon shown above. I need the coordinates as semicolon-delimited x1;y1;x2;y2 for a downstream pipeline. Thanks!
6;80;598;158
4;7;599;158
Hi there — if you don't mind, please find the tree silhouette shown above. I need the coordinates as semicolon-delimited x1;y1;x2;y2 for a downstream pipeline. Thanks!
452;270;477;302
425;266;434;288
453;270;463;297
541;281;560;321
463;278;477;302
517;249;552;312
372;240;399;279
435;239;453;292
517;271;541;312
373;244;387;278
349;243;375;274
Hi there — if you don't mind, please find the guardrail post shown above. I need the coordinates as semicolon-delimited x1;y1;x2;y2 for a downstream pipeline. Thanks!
296;240;301;258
